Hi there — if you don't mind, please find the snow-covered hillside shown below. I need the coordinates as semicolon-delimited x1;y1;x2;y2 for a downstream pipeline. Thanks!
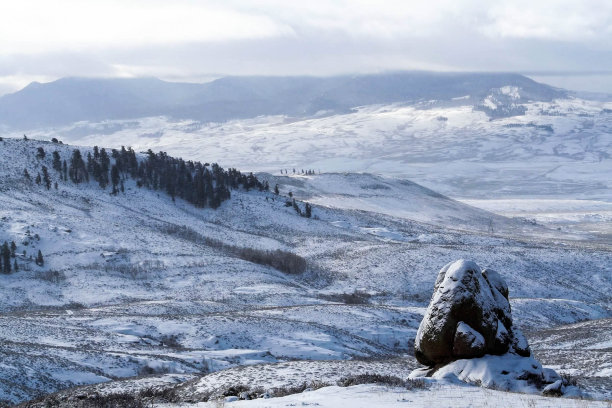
269;172;595;239
0;136;610;405
7;93;609;242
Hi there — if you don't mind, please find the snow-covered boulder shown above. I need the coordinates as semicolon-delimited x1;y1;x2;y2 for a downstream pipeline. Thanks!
415;260;529;366
412;259;577;396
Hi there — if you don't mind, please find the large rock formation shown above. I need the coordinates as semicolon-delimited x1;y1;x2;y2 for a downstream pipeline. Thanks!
412;260;580;396
415;259;529;366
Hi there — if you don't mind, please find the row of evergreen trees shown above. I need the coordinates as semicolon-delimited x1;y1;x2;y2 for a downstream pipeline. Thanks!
133;149;268;208
285;198;312;218
0;241;43;274
31;145;317;216
34;145;269;209
280;168;318;175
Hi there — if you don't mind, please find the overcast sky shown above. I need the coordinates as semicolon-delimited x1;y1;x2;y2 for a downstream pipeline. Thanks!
1;0;611;95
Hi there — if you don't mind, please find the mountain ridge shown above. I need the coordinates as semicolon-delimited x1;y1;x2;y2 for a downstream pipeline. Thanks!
0;72;566;128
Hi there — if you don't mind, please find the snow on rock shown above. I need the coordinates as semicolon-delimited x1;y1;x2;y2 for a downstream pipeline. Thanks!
413;259;577;396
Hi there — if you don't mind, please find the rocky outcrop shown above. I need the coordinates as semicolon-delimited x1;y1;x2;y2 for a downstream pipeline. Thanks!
412;259;579;397
415;260;529;366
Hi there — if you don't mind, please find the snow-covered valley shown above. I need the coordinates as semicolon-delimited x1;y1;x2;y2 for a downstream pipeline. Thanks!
7;96;609;200
0;135;610;406
5;92;610;243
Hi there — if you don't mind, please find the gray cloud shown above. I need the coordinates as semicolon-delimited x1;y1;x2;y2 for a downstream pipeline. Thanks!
1;0;611;95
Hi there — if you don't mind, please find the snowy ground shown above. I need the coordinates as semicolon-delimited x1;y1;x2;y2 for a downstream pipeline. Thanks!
459;198;612;241
19;358;611;407
160;383;611;408
0;137;610;405
527;318;612;399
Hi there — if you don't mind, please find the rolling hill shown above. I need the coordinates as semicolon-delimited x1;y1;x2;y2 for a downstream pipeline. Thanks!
0;136;609;405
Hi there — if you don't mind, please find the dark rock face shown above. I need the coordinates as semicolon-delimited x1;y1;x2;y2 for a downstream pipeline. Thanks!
452;322;485;357
415;260;530;366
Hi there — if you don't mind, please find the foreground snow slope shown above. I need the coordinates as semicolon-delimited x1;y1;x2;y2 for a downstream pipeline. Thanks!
159;383;611;408
0;137;610;404
21;357;610;406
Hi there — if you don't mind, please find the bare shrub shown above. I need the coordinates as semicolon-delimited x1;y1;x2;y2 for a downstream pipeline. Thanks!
235;248;306;275
220;385;250;398
66;301;85;310
270;381;329;398
159;334;182;348
162;224;307;274
138;387;180;403
35;270;65;284
78;393;149;408
337;373;427;390
19;393;150;408
138;363;175;376
319;290;371;304
103;260;165;279
561;372;578;387
210;381;327;402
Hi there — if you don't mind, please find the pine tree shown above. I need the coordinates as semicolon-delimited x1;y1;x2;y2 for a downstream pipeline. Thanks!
42;166;51;189
305;203;312;218
99;148;110;186
62;160;68;181
292;199;301;215
93;161;104;188
10;241;16;257
13;259;18;272
87;152;94;174
36;250;44;267
1;242;11;273
274;184;279;195
69;149;88;183
52;151;62;172
111;165;120;194
36;147;45;159
23;168;31;181
35;173;42;185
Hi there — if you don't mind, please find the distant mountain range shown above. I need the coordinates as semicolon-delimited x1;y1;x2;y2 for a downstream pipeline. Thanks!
0;72;565;129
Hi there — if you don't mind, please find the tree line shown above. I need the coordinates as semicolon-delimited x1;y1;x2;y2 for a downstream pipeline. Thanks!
31;145;269;209
0;240;43;274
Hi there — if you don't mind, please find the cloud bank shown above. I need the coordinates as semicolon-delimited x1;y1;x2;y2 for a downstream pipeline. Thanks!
0;0;610;94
